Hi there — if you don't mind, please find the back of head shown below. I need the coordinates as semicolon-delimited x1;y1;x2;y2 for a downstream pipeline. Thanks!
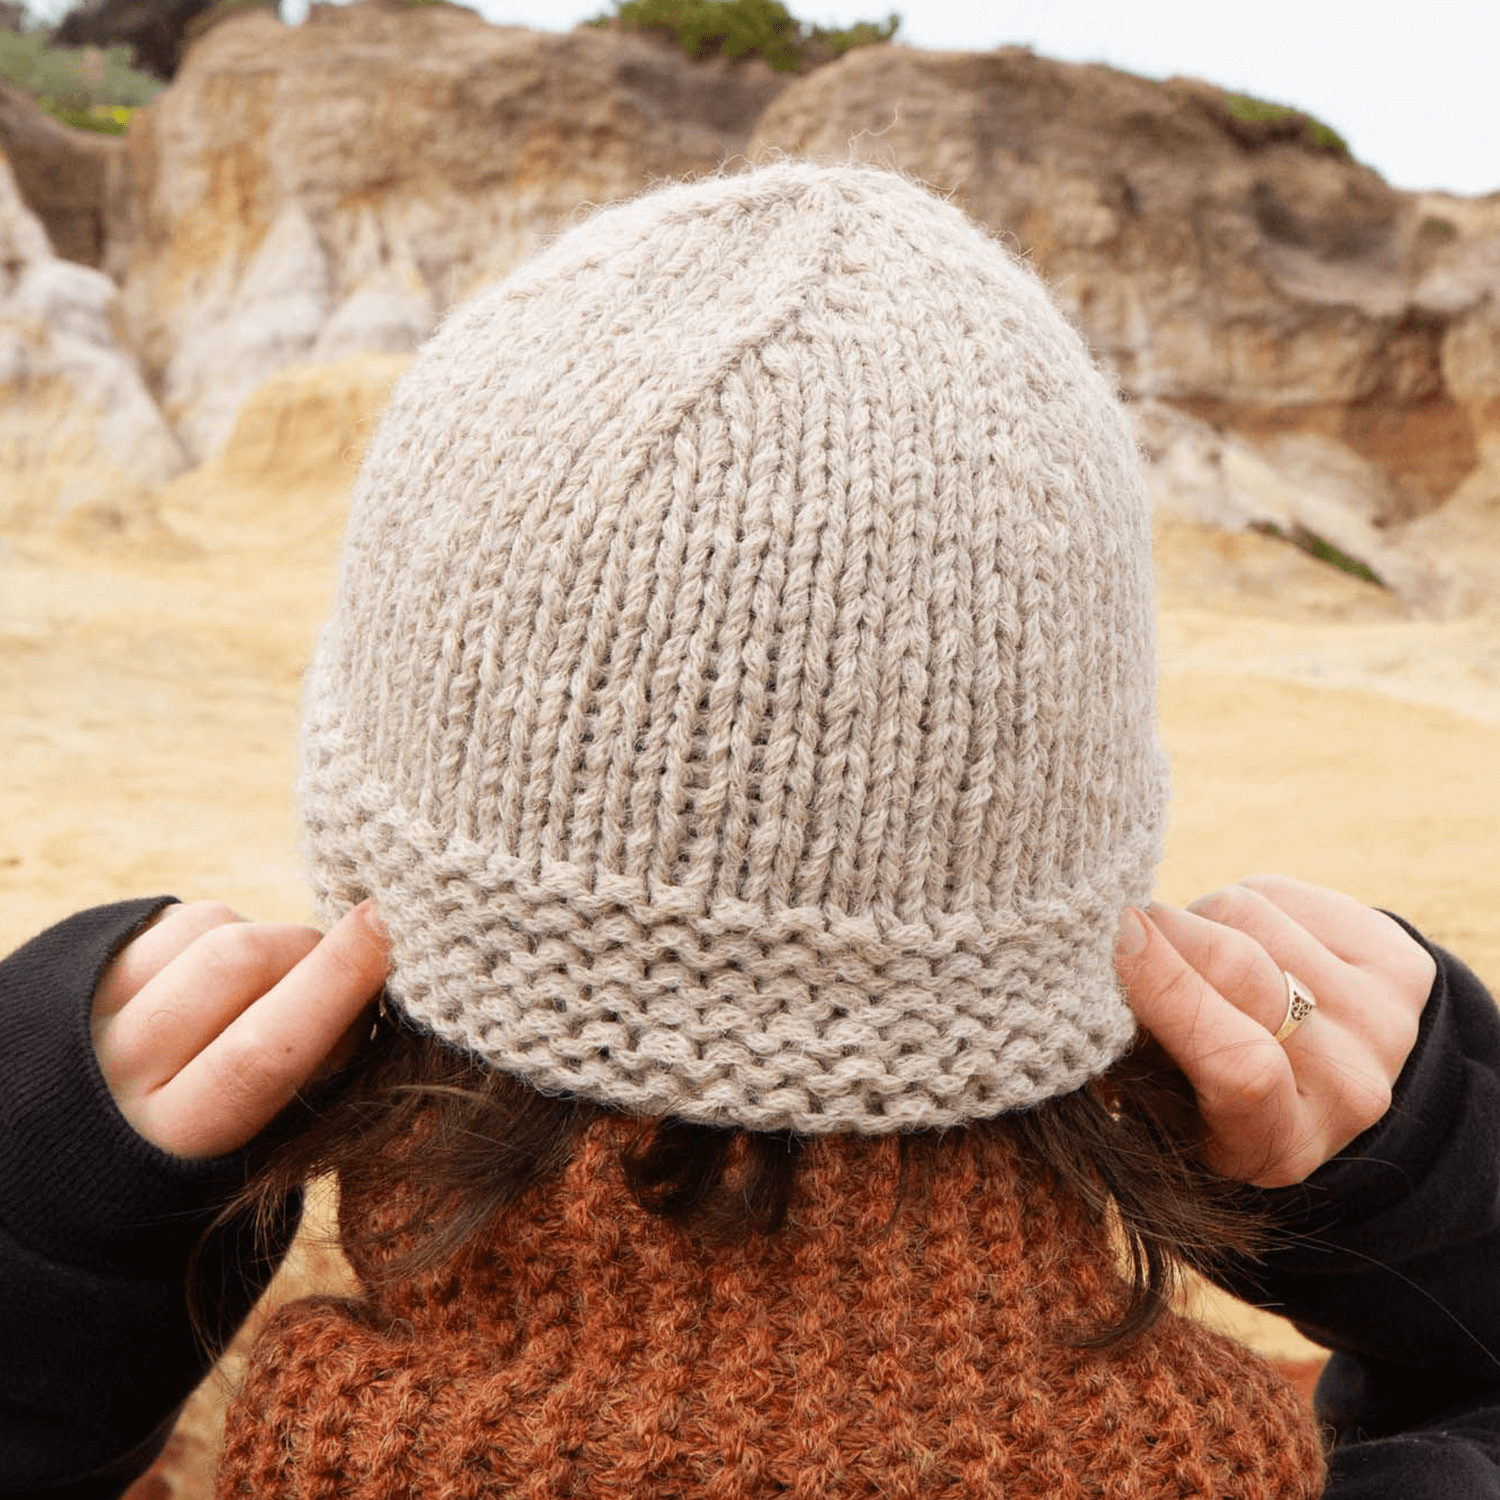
299;161;1167;1132
241;162;1326;1500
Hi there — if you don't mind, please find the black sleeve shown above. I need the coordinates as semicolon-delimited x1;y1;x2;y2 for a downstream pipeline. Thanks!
0;902;300;1499
1212;921;1500;1499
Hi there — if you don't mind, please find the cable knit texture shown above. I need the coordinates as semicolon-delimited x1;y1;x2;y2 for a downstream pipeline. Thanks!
216;1122;1323;1498
298;161;1168;1131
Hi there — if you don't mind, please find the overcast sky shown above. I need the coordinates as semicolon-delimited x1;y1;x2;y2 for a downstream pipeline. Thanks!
272;0;1496;196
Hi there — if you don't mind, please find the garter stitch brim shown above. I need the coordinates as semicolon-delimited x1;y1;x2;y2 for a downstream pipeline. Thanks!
298;162;1170;1133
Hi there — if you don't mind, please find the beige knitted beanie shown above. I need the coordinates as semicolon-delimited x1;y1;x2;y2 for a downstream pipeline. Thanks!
298;162;1168;1134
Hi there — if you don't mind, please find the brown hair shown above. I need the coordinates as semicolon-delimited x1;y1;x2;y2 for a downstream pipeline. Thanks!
214;1009;1267;1352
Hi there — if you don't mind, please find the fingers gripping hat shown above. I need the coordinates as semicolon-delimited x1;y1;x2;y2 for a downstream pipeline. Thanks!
298;162;1168;1134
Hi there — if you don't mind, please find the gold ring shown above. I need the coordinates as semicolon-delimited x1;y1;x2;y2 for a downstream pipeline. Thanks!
1273;972;1317;1043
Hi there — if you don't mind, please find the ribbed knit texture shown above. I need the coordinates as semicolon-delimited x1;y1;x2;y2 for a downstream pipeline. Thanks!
298;161;1169;1132
216;1124;1323;1498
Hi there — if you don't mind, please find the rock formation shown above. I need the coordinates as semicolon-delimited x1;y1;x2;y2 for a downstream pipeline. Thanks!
0;144;186;532
0;80;118;266
104;3;786;460
751;46;1500;609
156;350;409;556
75;13;1497;608
4;7;1497;600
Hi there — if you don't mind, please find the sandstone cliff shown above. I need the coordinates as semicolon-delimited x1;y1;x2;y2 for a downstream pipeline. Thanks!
750;45;1500;609
0;9;1466;612
0;143;186;532
102;3;784;459
0;79;118;266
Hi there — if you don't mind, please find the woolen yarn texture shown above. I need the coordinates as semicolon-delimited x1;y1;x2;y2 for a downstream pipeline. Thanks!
215;1122;1324;1498
297;161;1170;1133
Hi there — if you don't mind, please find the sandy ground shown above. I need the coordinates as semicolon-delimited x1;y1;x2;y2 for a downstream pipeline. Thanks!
4;357;1498;1492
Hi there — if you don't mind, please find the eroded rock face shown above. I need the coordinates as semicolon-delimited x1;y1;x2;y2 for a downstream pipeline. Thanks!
0;81;119;267
752;46;1500;557
19;19;1496;610
1136;400;1440;604
0;146;186;531
105;4;786;460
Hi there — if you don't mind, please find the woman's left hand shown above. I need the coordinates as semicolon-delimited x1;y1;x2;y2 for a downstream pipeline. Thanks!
1114;874;1436;1188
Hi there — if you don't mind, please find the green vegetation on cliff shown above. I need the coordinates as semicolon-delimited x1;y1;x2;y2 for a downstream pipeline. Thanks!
0;23;160;133
590;0;899;72
1221;90;1350;156
1252;522;1385;587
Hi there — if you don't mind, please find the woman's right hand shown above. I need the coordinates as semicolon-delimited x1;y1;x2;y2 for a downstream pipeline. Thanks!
1114;874;1435;1188
90;899;390;1160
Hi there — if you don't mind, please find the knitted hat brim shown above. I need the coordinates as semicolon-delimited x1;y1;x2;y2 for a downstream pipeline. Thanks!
301;740;1149;1133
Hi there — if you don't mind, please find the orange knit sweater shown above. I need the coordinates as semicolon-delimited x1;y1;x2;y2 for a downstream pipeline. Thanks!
217;1122;1324;1498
